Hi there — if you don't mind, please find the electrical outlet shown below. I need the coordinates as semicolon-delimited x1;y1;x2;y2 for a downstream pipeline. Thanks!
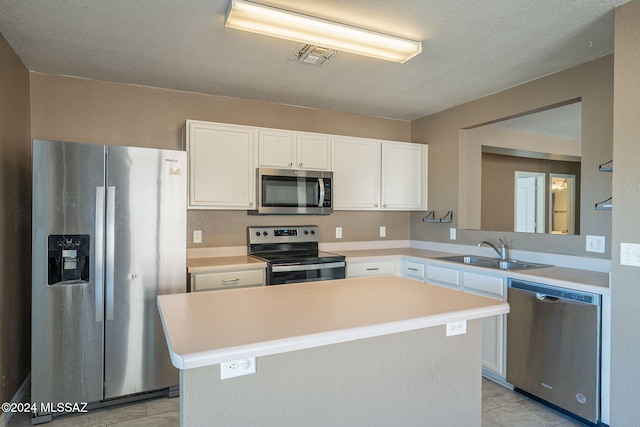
336;227;342;239
446;320;467;336
586;235;605;253
221;357;256;379
193;230;202;244
450;228;457;240
380;226;386;238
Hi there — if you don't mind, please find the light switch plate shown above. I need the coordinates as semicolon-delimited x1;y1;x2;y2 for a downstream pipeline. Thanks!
336;227;342;239
586;235;605;253
193;230;202;244
620;243;640;267
450;228;457;240
380;226;386;238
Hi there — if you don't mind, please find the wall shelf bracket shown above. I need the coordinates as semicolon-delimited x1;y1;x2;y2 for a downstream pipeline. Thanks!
422;211;454;223
595;196;612;210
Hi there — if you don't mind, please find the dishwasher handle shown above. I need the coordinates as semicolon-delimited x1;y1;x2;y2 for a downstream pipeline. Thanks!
536;293;559;303
509;279;600;306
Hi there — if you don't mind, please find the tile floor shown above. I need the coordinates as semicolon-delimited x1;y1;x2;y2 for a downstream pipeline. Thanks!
7;379;588;426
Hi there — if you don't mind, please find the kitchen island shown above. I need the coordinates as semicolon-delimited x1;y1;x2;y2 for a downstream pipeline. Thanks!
157;276;509;426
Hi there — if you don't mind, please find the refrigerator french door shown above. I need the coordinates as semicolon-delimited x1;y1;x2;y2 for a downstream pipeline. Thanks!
32;140;186;413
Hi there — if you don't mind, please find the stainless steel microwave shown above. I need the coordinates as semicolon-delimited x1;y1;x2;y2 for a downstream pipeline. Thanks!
251;168;333;215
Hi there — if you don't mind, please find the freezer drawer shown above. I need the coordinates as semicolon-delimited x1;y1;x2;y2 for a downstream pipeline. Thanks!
507;279;601;424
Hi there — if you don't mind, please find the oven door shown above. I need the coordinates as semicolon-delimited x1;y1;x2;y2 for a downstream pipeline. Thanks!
268;261;345;285
256;168;332;215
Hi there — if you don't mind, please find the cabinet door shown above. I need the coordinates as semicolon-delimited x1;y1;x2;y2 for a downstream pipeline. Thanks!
187;121;255;209
332;136;381;209
258;128;295;168
461;271;506;377
425;264;460;290
296;132;331;170
381;141;427;210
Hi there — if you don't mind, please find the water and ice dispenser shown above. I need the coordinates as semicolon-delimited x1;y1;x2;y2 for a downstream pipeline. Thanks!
47;235;90;285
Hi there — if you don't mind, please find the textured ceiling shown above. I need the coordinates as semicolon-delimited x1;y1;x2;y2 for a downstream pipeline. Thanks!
0;0;629;120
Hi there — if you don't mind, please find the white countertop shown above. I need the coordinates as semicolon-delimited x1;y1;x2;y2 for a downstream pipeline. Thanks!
185;247;610;295
157;276;509;370
187;255;266;273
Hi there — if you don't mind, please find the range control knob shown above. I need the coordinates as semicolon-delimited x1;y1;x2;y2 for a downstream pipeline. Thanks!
304;230;309;235
310;230;315;235
262;231;268;236
255;231;261;237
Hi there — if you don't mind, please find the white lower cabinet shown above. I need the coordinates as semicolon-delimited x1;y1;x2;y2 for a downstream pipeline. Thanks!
347;259;400;278
190;268;265;292
425;264;460;290
402;260;426;282
461;271;506;379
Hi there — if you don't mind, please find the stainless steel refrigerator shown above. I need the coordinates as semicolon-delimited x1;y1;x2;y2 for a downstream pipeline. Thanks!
31;139;186;419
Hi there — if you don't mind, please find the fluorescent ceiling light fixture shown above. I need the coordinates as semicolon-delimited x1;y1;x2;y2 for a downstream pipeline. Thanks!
225;0;422;63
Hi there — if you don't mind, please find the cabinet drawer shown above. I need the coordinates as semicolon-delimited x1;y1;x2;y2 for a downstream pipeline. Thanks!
403;261;425;280
192;269;265;292
462;272;504;298
347;261;396;278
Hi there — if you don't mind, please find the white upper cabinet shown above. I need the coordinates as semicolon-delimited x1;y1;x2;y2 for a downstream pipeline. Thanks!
258;129;331;170
332;136;381;209
186;120;256;210
333;137;428;211
381;141;428;210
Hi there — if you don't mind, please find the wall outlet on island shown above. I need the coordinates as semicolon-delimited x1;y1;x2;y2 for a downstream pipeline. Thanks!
336;227;342;239
446;320;467;337
221;357;256;380
380;226;386;238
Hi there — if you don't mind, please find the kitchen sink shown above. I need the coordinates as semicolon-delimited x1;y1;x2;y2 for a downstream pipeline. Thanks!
436;255;551;270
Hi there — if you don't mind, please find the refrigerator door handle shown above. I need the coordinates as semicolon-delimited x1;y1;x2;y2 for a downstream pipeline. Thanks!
95;187;105;322
106;186;116;320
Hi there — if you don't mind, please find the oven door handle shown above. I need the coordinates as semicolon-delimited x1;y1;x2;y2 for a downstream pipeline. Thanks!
271;261;345;273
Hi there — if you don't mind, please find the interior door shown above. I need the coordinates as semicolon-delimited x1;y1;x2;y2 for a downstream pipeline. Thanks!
103;145;186;398
515;172;545;233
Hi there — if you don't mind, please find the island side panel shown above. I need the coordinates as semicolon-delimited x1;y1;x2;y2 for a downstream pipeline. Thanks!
181;321;482;427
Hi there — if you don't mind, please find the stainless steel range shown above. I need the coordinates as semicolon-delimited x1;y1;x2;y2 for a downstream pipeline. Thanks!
248;225;346;285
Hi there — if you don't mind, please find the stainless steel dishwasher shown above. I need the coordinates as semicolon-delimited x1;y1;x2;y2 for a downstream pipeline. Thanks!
507;279;602;425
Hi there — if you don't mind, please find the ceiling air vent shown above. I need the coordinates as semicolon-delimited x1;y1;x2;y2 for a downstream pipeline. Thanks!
289;44;336;65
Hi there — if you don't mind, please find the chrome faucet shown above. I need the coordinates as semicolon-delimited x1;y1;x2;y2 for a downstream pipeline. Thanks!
478;239;508;260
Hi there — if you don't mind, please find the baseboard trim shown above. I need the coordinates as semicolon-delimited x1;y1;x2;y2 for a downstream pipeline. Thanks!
0;373;31;427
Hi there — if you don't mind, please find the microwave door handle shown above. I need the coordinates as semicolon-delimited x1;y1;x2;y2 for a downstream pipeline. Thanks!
318;178;325;208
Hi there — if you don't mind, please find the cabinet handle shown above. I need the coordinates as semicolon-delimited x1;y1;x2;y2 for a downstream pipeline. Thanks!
249;201;253;206
375;204;379;207
298;162;302;167
366;267;380;271
383;204;387;208
408;267;418;272
221;278;240;285
288;162;293;167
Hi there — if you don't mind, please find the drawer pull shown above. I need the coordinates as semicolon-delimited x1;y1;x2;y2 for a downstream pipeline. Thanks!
408;267;419;271
366;267;380;271
221;278;241;284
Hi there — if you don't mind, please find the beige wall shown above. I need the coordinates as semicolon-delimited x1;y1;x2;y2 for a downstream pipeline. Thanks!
0;33;31;406
481;154;581;233
29;73;412;248
410;55;613;258
611;0;640;423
